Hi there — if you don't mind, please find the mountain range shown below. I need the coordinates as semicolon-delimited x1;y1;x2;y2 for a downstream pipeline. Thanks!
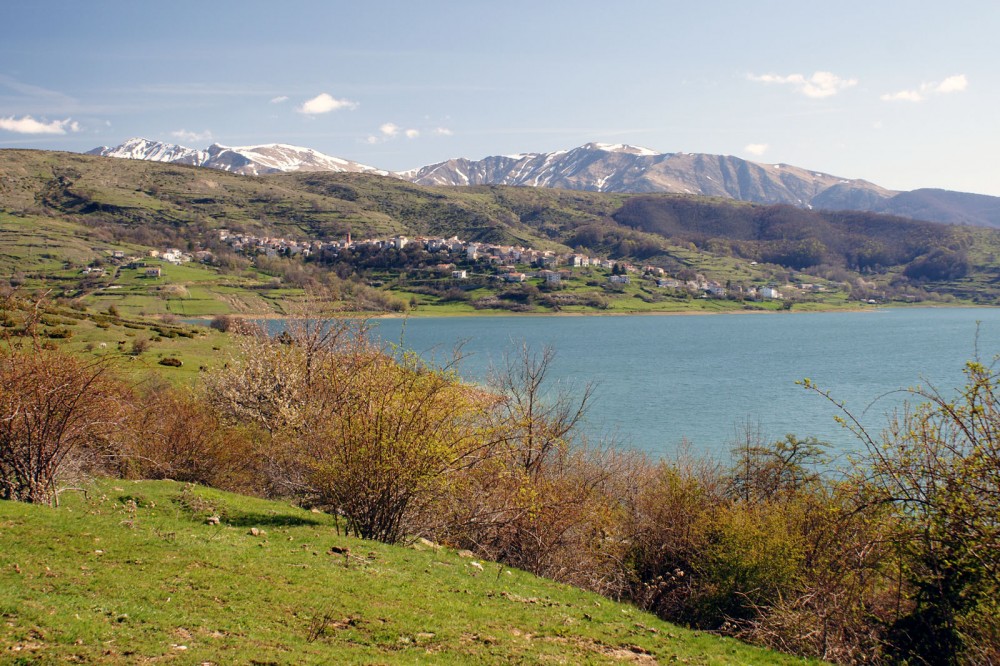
88;138;1000;228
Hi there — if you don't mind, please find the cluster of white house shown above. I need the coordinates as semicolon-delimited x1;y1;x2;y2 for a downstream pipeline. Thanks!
85;247;216;280
212;230;788;300
215;229;620;269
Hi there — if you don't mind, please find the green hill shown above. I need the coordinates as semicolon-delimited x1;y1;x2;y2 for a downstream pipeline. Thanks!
3;148;1000;315
0;479;815;665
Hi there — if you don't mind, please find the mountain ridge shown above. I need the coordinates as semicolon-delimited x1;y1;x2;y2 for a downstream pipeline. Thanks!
88;137;386;177
87;137;1000;228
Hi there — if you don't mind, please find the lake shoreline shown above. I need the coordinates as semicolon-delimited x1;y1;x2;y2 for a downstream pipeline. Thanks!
184;301;983;321
382;302;992;319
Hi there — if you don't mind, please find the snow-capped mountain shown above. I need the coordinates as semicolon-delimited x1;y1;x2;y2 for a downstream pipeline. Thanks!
88;138;384;176
87;137;209;166
87;138;892;206
87;138;1000;227
402;142;895;208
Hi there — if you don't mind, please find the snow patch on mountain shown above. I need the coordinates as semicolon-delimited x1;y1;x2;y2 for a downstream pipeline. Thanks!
88;137;901;213
586;142;659;156
402;144;897;205
88;138;208;166
90;138;384;176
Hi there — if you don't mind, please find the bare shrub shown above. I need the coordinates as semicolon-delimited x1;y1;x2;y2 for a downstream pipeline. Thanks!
209;314;238;332
424;344;649;596
734;488;898;664
0;347;130;504
623;458;722;621
303;347;493;543
117;385;259;493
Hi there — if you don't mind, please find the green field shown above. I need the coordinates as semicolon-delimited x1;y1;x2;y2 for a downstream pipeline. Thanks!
0;479;818;665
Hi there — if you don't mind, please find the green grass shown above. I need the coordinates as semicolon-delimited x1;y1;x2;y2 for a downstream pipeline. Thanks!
2;298;234;384
0;480;818;665
0;213;115;275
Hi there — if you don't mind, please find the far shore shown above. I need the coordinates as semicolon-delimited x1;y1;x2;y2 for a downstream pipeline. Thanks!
181;301;990;322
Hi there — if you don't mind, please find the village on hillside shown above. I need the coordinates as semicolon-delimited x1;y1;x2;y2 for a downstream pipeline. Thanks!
213;230;797;301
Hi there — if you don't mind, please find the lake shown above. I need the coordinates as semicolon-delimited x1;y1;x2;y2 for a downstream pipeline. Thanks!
363;308;1000;460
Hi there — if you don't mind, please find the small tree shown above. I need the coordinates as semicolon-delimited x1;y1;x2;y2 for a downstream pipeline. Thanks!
728;418;829;503
303;347;491;543
0;347;129;504
202;313;366;496
486;344;593;478
131;337;151;356
429;343;636;587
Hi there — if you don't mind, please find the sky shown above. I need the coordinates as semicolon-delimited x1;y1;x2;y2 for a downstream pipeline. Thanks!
2;1;998;195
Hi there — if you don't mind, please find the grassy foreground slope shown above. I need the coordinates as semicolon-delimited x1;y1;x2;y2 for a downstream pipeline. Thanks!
0;479;815;665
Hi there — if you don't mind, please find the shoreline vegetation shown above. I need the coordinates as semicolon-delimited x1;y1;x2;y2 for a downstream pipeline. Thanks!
2;291;998;664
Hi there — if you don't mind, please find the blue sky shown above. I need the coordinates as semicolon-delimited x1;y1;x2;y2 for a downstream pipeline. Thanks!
2;1;998;195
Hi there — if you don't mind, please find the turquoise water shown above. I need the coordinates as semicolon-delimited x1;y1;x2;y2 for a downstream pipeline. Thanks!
367;308;1000;459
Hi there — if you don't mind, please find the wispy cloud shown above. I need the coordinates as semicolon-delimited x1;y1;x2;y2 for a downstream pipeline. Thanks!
433;127;454;136
405;128;420;139
0;75;78;106
379;122;400;137
749;71;858;98
881;74;968;102
0;115;79;135
744;143;769;156
298;93;359;115
270;95;289;104
171;129;213;143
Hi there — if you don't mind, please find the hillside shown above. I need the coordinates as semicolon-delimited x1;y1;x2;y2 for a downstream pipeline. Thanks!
92;138;1000;228
0;478;815;664
3;149;1000;316
1;292;996;664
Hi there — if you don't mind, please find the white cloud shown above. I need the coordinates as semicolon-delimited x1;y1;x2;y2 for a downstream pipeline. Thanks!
881;90;924;102
171;129;213;143
935;74;968;93
749;71;858;98
0;115;79;134
433;127;453;136
270;95;289;104
881;74;968;102
744;143;769;156
298;93;358;115
370;123;427;142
